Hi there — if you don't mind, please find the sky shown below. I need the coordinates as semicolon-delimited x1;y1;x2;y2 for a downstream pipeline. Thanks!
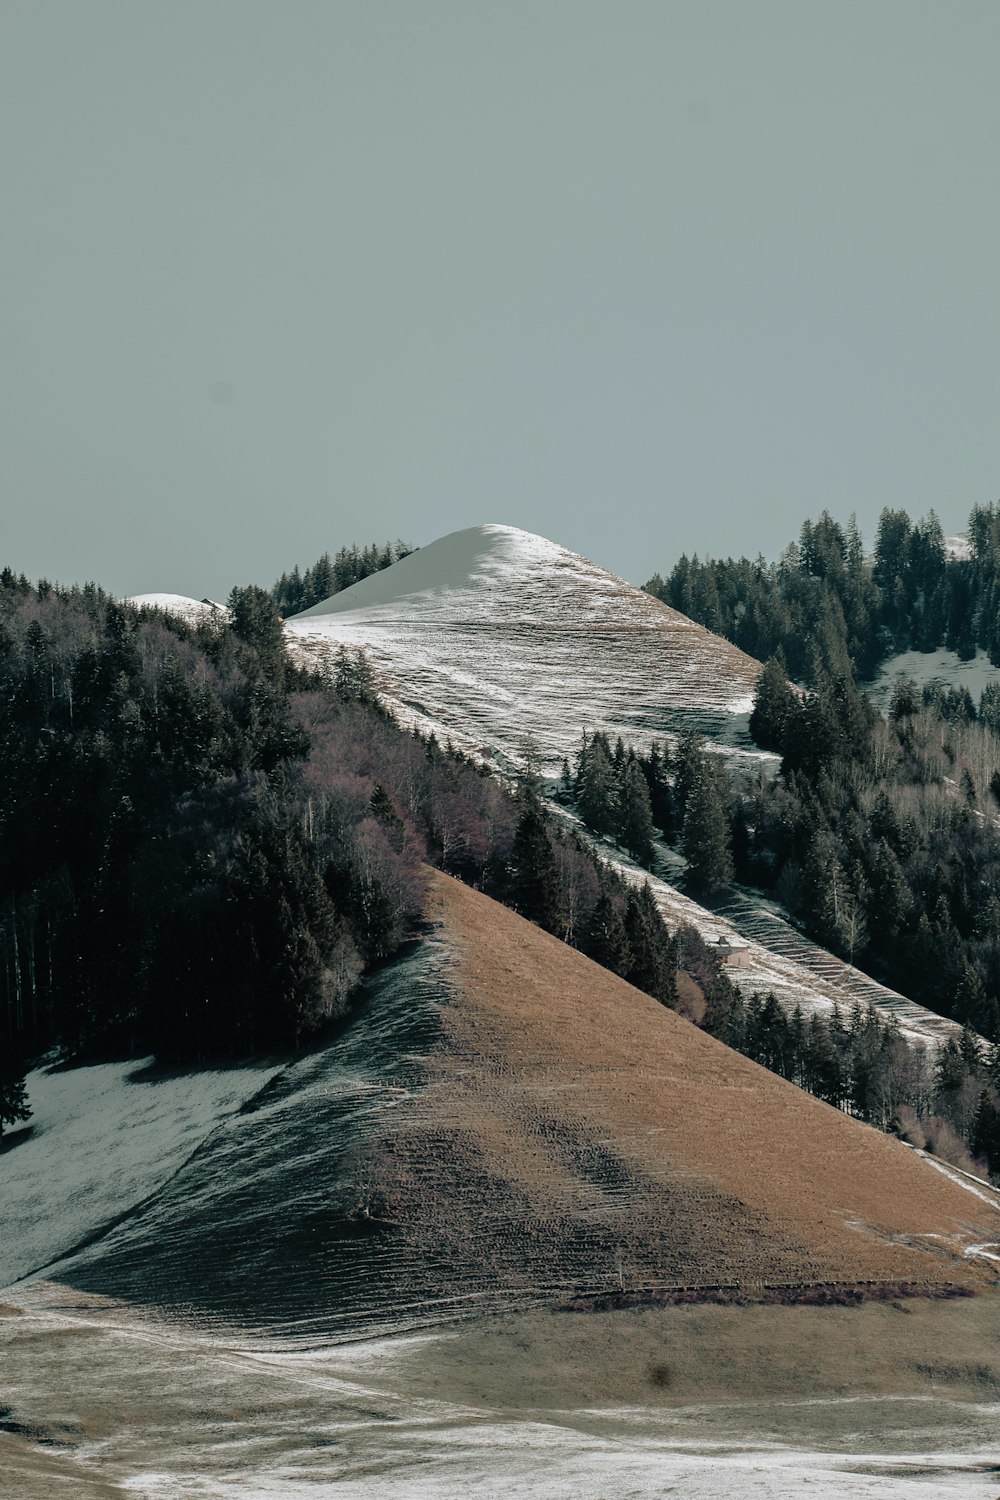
2;1;999;600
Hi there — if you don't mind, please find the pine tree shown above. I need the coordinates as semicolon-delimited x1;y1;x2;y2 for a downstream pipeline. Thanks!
748;655;796;751
672;729;704;825
510;801;560;933
585;891;631;975
576;733;617;836
641;742;673;834
0;1067;31;1141
618;759;655;866
971;1090;1000;1177
803;1013;844;1107
227;585;287;682
682;758;733;896
623;884;675;1004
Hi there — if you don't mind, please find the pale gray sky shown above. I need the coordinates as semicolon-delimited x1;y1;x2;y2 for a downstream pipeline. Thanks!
2;1;998;598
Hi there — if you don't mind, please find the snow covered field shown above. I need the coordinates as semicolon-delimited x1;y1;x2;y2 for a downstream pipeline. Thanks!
3;1296;1000;1500
1;1059;272;1289
866;647;1000;715
126;592;229;623
2;941;454;1339
287;524;764;772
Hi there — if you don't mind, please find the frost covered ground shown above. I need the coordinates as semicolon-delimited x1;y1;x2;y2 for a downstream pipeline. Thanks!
866;646;1000;716
126;592;228;623
1;1059;272;1289
3;1295;1000;1500
287;524;764;771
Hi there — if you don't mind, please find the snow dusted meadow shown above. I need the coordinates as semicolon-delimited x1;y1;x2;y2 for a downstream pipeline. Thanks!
866;646;1000;716
288;524;764;771
4;1289;1000;1500
126;592;229;624
1;1058;273;1289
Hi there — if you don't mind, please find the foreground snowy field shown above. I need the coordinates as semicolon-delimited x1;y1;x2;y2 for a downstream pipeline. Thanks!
3;1294;1000;1500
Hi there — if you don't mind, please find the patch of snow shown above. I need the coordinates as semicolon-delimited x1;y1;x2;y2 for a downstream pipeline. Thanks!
944;533;971;561
126;593;229;623
724;694;755;715
0;1058;273;1289
866;648;1000;714
913;1150;1000;1210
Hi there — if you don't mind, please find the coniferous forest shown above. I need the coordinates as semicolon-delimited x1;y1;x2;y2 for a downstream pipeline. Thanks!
645;503;1000;681
0;566;676;1115
642;505;1000;1046
271;540;415;617
5;506;1000;1180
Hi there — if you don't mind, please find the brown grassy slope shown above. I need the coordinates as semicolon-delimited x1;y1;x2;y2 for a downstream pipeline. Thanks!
375;871;1000;1301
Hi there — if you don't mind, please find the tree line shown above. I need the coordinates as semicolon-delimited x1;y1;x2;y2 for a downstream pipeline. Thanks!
693;918;1000;1181
271;540;415;617
645;503;1000;686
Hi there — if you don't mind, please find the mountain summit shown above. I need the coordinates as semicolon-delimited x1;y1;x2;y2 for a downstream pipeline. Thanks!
288;524;764;769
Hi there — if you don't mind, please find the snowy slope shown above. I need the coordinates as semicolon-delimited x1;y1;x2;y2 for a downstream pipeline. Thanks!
287;524;962;1048
1;1058;272;1290
289;524;765;771
126;592;228;623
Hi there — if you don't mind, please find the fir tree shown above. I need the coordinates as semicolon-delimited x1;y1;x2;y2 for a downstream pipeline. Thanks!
509;801;560;933
0;1066;31;1141
748;655;796;751
623;884;676;1004
641;742;673;834
682;758;733;896
618;759;655;867
971;1089;1000;1177
576;733;617;836
585;891;631;975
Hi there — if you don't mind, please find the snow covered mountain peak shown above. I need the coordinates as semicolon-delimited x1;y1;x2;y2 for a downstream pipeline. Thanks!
126;592;228;623
296;522;623;621
286;522;765;770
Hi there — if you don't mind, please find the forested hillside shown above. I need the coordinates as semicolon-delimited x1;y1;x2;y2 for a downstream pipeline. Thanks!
645;502;1000;683
640;504;1000;1044
0;568;676;1098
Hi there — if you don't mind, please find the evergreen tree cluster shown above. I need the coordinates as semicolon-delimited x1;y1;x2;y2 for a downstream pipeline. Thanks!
271;540;415;617
645;503;1000;685
0;568;684;1113
561;731;660;865
736;655;1000;1039
562;728;734;897
683;923;1000;1183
